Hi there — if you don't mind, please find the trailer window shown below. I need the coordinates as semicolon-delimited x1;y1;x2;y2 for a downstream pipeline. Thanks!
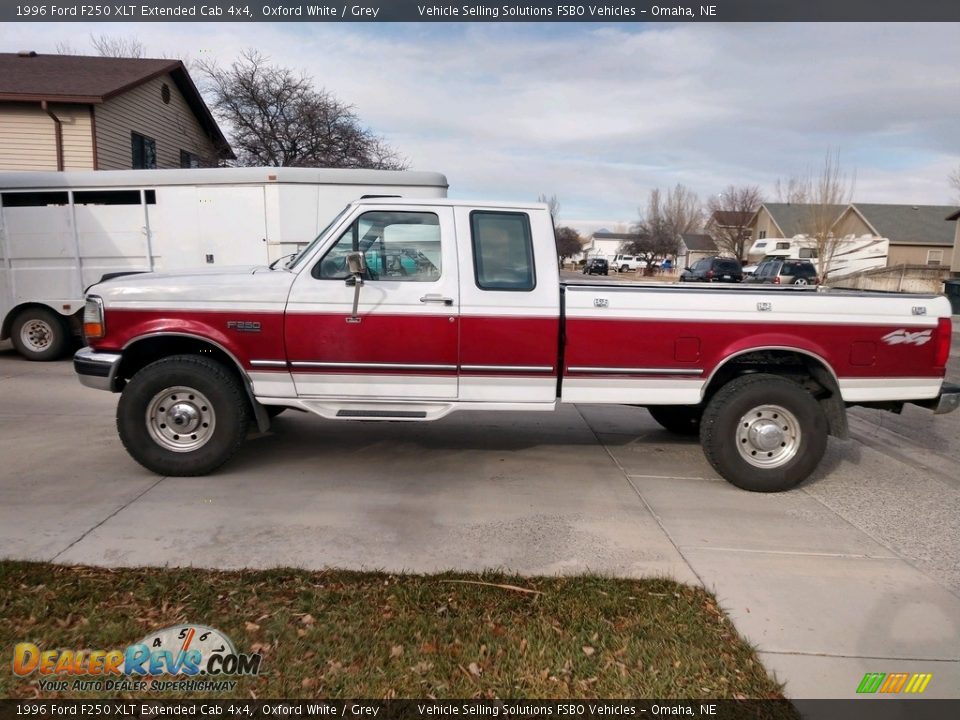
1;191;68;207
471;211;536;291
73;190;155;205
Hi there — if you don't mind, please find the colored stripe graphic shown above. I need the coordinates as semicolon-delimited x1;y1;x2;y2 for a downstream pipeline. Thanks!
856;673;885;693
857;672;932;694
904;673;933;694
879;672;909;693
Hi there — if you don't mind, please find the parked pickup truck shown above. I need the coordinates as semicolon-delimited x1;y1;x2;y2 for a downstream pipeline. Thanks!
74;199;959;492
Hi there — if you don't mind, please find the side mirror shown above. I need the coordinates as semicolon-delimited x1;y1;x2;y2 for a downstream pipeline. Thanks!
346;251;366;276
345;251;366;324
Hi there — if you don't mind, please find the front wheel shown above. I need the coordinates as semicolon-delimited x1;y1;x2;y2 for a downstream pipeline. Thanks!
700;373;827;492
117;355;250;476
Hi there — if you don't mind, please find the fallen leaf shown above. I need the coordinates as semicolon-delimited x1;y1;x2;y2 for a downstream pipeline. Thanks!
300;614;315;626
468;662;482;677
244;622;260;632
582;646;596;656
390;645;403;658
301;678;316;689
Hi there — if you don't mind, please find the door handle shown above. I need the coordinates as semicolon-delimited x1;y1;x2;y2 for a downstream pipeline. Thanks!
420;294;454;306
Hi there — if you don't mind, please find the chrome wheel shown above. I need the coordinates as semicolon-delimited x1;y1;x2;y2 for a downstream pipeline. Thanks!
20;319;54;353
145;385;216;453
736;404;801;468
793;278;809;285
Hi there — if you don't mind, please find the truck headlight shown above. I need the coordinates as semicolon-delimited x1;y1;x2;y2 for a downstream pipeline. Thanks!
83;296;105;340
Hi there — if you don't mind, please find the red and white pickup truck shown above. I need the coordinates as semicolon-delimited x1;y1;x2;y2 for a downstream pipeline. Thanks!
74;198;959;492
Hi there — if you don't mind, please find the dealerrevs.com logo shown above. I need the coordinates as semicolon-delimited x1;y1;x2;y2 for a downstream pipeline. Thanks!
12;624;262;693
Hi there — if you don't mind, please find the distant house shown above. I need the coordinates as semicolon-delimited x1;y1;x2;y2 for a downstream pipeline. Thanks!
946;209;960;274
836;204;957;267
0;51;233;171
748;202;956;268
584;230;640;259
677;233;718;269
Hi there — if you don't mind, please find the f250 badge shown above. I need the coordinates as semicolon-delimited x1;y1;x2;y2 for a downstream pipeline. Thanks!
226;320;261;333
882;329;932;346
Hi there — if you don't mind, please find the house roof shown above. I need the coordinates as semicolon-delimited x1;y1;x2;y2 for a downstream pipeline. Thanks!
850;203;957;247
711;210;753;227
758;203;847;237
0;53;233;159
680;233;717;252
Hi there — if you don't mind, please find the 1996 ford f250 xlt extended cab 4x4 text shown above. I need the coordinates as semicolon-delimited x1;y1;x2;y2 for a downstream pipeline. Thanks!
74;199;959;492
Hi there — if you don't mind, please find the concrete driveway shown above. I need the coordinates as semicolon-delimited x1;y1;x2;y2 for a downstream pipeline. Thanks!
1;338;958;699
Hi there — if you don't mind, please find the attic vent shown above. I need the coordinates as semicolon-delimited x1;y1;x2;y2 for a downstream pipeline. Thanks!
160;83;171;104
17;50;37;58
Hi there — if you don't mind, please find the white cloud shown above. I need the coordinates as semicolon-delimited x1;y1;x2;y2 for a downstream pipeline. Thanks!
4;21;958;221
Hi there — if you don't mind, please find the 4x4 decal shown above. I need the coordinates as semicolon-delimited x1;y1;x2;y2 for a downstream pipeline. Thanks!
881;329;933;346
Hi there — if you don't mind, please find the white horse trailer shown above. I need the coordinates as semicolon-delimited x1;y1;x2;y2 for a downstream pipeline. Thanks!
0;167;448;360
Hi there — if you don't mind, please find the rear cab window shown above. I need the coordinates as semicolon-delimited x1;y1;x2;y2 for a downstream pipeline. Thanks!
470;211;536;291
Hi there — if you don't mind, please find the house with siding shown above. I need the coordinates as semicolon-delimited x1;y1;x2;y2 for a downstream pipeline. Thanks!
949;209;960;274
0;51;233;171
747;202;956;268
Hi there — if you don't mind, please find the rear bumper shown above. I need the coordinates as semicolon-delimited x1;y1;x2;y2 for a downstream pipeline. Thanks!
73;347;122;392
910;382;960;415
933;383;960;415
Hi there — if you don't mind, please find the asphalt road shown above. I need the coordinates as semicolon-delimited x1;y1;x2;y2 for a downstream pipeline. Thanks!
1;335;958;699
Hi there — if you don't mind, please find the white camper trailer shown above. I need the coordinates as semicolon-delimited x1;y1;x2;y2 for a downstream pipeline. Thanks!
0;167;448;360
745;235;889;278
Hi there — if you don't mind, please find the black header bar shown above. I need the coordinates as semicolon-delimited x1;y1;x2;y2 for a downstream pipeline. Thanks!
3;0;960;23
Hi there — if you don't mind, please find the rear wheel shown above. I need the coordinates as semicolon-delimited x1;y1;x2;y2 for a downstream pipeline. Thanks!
700;373;827;492
11;307;69;361
792;277;809;285
117;355;250;476
647;405;702;436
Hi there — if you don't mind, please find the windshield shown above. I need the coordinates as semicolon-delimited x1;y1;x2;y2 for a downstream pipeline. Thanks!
284;205;352;269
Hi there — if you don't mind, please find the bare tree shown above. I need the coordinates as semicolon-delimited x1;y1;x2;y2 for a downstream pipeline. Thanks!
799;149;855;281
950;166;960;203
538;193;561;219
89;34;144;58
196;50;406;170
554;226;582;264
628;185;702;263
774;176;810;204
706;185;763;261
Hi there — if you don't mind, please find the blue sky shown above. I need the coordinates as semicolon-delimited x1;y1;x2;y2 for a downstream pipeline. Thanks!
3;21;959;231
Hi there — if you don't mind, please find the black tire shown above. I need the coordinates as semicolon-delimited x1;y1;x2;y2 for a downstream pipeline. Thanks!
10;307;69;361
700;373;827;492
647;405;702;436
117;354;250;476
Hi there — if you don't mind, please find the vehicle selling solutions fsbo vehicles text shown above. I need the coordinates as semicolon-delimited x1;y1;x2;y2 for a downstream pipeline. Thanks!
417;5;639;18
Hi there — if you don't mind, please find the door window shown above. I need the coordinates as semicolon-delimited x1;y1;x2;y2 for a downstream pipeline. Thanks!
313;211;441;281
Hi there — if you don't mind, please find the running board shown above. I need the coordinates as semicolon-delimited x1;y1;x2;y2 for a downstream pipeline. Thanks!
336;409;428;419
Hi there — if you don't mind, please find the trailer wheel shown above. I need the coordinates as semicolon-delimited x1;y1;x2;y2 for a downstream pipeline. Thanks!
700;373;827;492
117;355;250;476
11;307;69;361
647;405;702;436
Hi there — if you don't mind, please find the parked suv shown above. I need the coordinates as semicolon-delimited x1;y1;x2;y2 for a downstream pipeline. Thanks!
613;254;645;272
583;258;609;275
679;257;743;283
746;258;819;286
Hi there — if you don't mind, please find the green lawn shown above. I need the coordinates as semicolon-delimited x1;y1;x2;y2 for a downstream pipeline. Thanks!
0;562;785;700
